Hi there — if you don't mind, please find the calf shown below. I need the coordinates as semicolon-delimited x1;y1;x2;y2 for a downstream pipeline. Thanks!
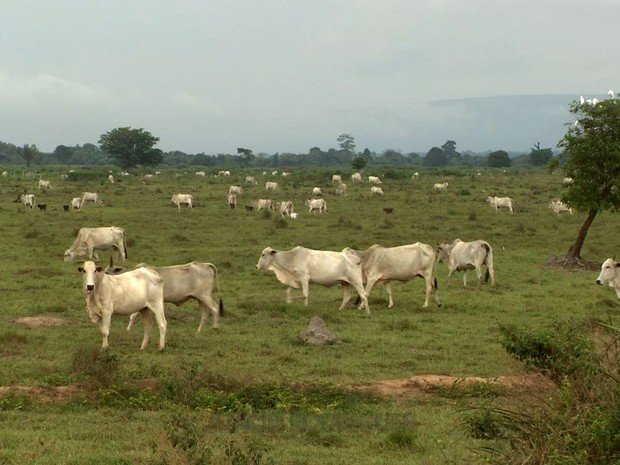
245;205;254;212
383;207;394;214
63;205;70;212
37;204;47;211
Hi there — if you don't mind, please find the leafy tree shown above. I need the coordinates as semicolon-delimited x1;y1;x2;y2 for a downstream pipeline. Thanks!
352;156;367;171
53;145;74;164
98;127;161;169
530;142;553;166
441;140;462;165
21;144;39;166
487;150;511;167
423;146;448;167
555;97;620;260
380;149;407;165
237;147;255;166
337;134;355;154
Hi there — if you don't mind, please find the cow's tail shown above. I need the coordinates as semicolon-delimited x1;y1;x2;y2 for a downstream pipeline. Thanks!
206;263;224;316
482;242;493;283
123;230;128;259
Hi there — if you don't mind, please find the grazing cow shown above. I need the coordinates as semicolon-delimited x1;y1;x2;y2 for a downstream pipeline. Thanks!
272;170;278;176
37;204;47;211
312;187;322;196
437;239;495;287
383;207;394;214
81;192;101;206
265;181;279;191
143;174;153;180
59;173;68;180
254;199;275;211
412;172;419;179
16;193;36;209
218;170;231;176
171;193;194;211
434;182;449;190
64;226;128;263
256;246;369;313
63;205;70;212
155;171;161;175
121;172;130;176
336;183;347;196
71;197;83;210
107;260;224;333
77;261;166;350
227;194;237;209
368;176;382;184
245;176;257;185
487;196;514;213
332;174;342;184
351;172;362;182
195;171;206;177
281;172;291;177
2;171;7;176
228;185;243;195
371;186;384;196
245;205;254;212
108;175;115;184
280;201;294;217
290;212;298;219
596;258;620;298
563;177;574;186
305;198;327;213
549;199;573;216
38;180;52;190
345;243;441;308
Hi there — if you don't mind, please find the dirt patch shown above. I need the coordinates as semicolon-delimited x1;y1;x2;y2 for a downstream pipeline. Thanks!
0;385;81;402
547;255;600;271
355;374;555;398
14;316;68;327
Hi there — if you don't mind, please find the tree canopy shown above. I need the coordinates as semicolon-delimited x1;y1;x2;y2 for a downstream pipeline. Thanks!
99;127;162;168
488;150;511;167
21;144;39;166
530;142;553;166
337;134;355;154
556;96;620;259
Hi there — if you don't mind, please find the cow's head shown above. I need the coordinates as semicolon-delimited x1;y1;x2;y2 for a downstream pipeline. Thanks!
77;261;103;292
596;258;620;285
256;247;277;270
436;243;452;263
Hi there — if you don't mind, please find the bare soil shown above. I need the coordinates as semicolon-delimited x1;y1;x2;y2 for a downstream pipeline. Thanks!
547;255;600;271
14;315;68;327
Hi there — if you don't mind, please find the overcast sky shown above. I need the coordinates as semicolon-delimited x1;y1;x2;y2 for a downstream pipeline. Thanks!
1;0;619;154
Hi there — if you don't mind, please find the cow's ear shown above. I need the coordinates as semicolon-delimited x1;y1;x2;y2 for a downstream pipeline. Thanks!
615;263;620;268
96;266;103;272
269;249;277;255
77;267;84;272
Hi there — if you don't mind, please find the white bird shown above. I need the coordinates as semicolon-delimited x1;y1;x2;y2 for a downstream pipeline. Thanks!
592;98;599;106
608;89;616;99
580;95;585;105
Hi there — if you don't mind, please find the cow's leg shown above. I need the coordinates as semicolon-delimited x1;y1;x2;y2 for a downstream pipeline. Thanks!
100;311;112;350
352;279;370;315
285;287;293;304
385;283;395;308
463;271;468;286
301;280;310;306
339;283;351;310
198;295;220;332
475;266;483;288
127;312;139;331
364;276;380;307
151;304;167;350
139;309;153;349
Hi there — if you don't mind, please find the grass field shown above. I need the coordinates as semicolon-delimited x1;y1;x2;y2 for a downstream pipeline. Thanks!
0;166;617;464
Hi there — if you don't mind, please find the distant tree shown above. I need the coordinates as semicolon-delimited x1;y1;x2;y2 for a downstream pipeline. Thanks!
237;147;255;166
442;140;462;164
380;149;407;165
530;142;553;166
53;145;74;164
423;146;448;167
555;97;620;261
352;156;367;171
487;150;511;167
98;127;161;169
337;134;356;154
21;144;39;166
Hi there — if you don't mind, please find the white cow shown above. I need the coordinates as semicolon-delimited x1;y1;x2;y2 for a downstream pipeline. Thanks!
336;183;348;196
332;174;342;184
77;261;166;350
290;212;298;219
371;186;384;196
549;199;573;215
280;201;294;217
171;193;194;211
64;226;128;262
351;172;362;182
2;171;7;176
437;239;495;287
344;243;441;308
256;246;369;313
563;177;574;185
106;261;224;333
245;176;257;185
195;171;206;177
411;172;419;179
16;193;36;209
108;175;115;184
71;197;82;210
59;173;69;180
271;170;278;176
255;199;275;211
228;185;243;195
312;187;322;196
218;170;231;177
81;192;101;206
143;174;153;181
305;198;327;213
227;193;237;209
596;258;620;298
487;196;514;213
281;172;291;177
265;182;279;191
38;180;52;190
434;182;449;190
368;176;382;184
121;172;130;176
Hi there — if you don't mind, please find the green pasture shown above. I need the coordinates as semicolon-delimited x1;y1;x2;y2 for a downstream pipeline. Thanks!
0;167;617;464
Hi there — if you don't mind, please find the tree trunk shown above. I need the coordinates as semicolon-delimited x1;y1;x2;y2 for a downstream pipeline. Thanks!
567;209;597;259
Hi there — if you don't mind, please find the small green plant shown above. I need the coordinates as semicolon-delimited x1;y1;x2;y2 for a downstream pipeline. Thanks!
0;392;32;411
384;428;421;452
461;406;505;440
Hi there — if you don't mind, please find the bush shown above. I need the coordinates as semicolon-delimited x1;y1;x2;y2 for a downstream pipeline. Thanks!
71;346;119;387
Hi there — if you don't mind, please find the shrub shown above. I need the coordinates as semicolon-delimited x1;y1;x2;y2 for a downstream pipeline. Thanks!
71;346;119;387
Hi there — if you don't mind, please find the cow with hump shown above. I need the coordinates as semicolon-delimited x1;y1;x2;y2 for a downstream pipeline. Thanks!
106;260;224;332
64;226;128;262
77;260;166;350
256;246;370;314
436;239;495;287
596;258;620;298
345;243;441;309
